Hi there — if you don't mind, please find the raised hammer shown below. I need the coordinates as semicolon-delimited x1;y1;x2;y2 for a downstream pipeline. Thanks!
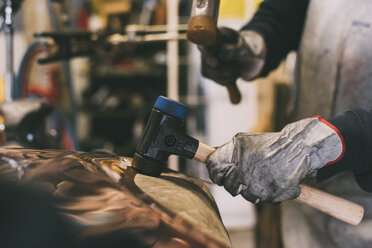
186;0;242;104
132;96;364;225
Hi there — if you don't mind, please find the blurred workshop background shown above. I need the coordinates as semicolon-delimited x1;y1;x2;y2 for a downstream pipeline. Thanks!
0;0;296;247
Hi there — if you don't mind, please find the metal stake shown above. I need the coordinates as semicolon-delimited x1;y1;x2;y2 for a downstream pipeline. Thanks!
4;0;14;102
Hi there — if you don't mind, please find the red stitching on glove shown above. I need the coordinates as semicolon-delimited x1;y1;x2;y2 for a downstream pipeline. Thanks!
313;115;346;166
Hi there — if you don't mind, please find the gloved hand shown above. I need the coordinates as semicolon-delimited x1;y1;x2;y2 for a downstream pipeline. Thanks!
199;27;266;86
206;116;345;203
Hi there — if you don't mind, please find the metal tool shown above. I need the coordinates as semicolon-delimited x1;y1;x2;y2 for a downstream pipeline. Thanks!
3;1;14;101
132;96;209;176
132;96;364;225
0;99;76;149
0;0;22;102
187;0;241;104
34;25;188;63
34;32;97;64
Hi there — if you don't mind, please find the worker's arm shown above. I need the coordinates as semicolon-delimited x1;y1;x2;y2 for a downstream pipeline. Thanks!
199;0;309;85
241;0;310;76
206;109;372;203
318;109;372;192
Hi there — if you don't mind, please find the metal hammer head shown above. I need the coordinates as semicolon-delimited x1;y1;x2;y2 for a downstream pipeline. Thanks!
132;96;199;176
187;0;220;46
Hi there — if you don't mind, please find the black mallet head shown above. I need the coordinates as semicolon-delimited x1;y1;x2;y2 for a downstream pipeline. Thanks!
132;96;199;177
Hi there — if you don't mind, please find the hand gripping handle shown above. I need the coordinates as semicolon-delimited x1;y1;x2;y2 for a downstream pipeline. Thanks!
193;142;364;225
187;15;242;104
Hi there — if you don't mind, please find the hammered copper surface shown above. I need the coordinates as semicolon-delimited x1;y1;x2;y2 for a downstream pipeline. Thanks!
0;148;231;248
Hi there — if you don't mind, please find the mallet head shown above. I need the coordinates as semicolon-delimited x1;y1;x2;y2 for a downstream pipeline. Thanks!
132;96;199;176
187;0;220;46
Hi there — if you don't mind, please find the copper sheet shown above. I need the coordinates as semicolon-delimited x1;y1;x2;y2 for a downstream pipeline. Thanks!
0;148;231;248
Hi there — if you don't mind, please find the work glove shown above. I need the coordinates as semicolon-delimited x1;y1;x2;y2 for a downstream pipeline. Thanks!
206;116;345;203
199;27;266;86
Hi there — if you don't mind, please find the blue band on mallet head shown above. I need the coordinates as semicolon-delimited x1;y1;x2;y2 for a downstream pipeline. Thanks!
154;96;187;120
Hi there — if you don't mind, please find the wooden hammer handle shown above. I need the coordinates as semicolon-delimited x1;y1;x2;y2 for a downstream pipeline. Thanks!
193;142;364;225
296;185;364;225
193;142;216;163
227;83;241;104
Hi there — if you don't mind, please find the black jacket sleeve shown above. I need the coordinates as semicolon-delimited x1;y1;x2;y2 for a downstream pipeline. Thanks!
241;0;310;76
317;109;372;192
240;1;372;192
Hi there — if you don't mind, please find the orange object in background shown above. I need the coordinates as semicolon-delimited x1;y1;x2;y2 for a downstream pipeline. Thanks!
0;115;4;146
254;0;264;10
219;0;246;19
0;76;5;102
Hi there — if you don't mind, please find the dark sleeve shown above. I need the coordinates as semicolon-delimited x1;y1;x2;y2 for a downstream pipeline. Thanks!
317;109;372;192
241;0;310;76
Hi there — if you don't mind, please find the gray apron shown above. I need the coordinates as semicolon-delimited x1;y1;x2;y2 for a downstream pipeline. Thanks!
282;0;372;247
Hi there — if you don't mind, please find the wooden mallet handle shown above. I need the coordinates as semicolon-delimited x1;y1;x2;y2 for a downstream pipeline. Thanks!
227;83;241;104
193;142;364;225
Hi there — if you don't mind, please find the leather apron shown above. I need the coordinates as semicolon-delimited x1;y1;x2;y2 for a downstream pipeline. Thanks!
282;0;372;247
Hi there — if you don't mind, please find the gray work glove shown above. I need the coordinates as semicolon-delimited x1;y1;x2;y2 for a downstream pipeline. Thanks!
199;27;266;86
207;117;345;203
